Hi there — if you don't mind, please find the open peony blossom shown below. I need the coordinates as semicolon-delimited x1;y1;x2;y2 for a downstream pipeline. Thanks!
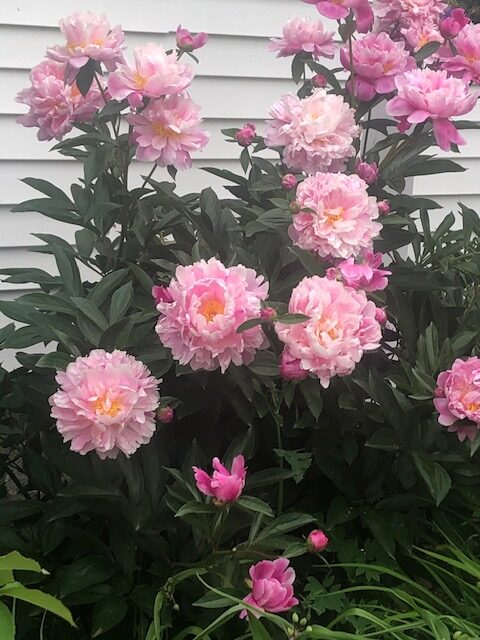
240;558;298;619
276;276;382;388
155;258;269;373
401;21;443;53
47;12;125;73
176;25;208;51
329;252;391;292
108;43;194;107
341;33;415;102
386;68;477;151
307;529;329;552
126;94;209;169
289;173;382;260
49;350;160;459
269;16;335;60
374;0;447;36
266;90;359;174
304;0;374;33
16;59;103;141
441;24;480;85
434;357;480;442
193;455;246;503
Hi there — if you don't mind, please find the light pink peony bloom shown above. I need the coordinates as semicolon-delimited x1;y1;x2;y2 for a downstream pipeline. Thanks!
176;25;209;51
266;90;359;174
127;95;209;169
240;558;298;619
235;122;257;147
49;349;160;459
335;252;391;292
47;12;125;72
155;258;269;373
307;529;329;551
289;173;381;260
276;276;382;388
269;16;335;59
441;24;480;85
193;455;246;503
341;33;415;102
434;357;480;442
374;0;447;35
279;348;309;381
355;160;379;184
108;43;194;108
401;21;443;53
386;68;477;151
304;0;374;33
440;8;470;39
16;59;103;141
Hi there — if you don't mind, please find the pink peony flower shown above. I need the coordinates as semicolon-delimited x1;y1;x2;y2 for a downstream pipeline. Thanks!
240;558;298;619
307;529;329;552
108;43;194;108
235;122;257;147
312;73;327;88
276;276;382;388
355;160;379;184
401;21;443;53
374;0;447;35
268;16;335;60
127;94;209;169
266;90;359;174
155;258;269;373
16;59;103;141
152;285;174;305
341;33;415;102
335;252;391;291
158;406;174;423
49;349;160;459
304;0;374;33
386;68;477;151
378;200;390;215
279;348;309;381
176;25;209;51
439;8;470;39
282;174;298;191
47;12;125;72
441;24;480;85
289;173;382;260
374;307;388;325
434;357;480;442
193;455;246;503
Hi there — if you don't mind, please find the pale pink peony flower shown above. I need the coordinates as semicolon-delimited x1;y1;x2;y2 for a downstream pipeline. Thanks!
240;558;298;619
193;455;246;503
440;8;470;39
374;0;447;35
282;174;298;191
279;348;309;381
235;122;257;146
266;90;359;174
307;529;329;552
269;16;335;60
176;25;209;51
386;68;477;151
441;24;480;85
49;349;160;459
434;357;480;442
127;94;209;169
335;252;391;291
289;173;382;260
155;258;269;373
355;160;379;184
341;33;415;102
401;21;443;53
47;12;125;72
276;276;382;388
304;0;374;33
108;43;194;107
16;59;103;141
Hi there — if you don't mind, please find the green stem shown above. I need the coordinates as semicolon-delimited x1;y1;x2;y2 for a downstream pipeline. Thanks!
141;164;158;190
276;421;284;516
362;109;372;158
94;72;109;105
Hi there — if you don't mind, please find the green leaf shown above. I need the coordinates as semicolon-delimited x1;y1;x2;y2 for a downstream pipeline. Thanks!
237;317;263;333
76;229;97;258
291;54;304;84
415;41;441;62
21;177;73;208
0;551;44;574
245;469;294;490
412;452;452;506
109;282;134;324
92;595;128;637
249;616;273;640
277;313;309;324
254;512;315;543
0;582;75;626
274;449;312;483
88;269;129;306
52;245;82;296
236;495;275;518
365;428;400;451
248;351;279;377
288;246;324;276
76;58;97;96
71;297;108;330
175;501;218;518
0;602;14;640
56;556;115;598
85;146;113;184
299;378;323;419
36;352;73;370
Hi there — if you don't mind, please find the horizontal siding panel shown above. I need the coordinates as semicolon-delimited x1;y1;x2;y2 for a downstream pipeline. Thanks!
0;208;76;248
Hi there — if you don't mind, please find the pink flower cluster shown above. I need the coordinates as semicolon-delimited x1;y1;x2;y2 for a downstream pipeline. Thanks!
327;252;391;292
276;276;382;387
304;0;374;34
16;59;103;141
266;90;359;174
441;24;480;85
269;16;335;60
155;258;269;373
241;558;298;619
49;349;160;459
289;173;382;260
440;8;470;40
434;357;480;442
375;0;446;49
387;69;477;151
193;455;246;503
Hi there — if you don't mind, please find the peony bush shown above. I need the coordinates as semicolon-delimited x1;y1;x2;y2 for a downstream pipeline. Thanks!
2;2;480;638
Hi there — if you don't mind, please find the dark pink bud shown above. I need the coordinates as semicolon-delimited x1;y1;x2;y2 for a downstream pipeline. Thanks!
235;122;256;147
326;267;339;281
439;8;469;39
152;285;173;305
158;406;174;423
260;307;277;322
378;200;390;216
282;174;298;191
279;348;308;381
356;160;379;185
374;307;387;325
312;73;327;88
434;387;444;398
307;529;329;552
176;25;209;51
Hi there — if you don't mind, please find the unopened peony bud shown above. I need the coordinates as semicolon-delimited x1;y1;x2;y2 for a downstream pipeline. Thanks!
356;160;379;185
282;174;298;191
374;307;387;325
439;8;469;39
152;285;173;305
300;618;307;628
292;613;299;624
312;73;327;88
290;200;302;214
279;349;308;381
158;406;174;423
326;267;339;281
176;25;209;51
235;122;256;147
260;307;277;322
307;529;329;552
378;200;390;216
434;387;444;398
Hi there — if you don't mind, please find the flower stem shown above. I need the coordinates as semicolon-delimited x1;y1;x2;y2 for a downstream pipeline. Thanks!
276;421;284;515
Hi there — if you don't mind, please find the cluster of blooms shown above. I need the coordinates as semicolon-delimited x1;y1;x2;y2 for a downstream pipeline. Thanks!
374;0;447;50
304;0;374;33
327;252;391;292
268;16;335;59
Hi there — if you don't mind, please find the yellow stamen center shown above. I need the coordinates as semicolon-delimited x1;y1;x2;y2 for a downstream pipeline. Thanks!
133;71;147;89
466;54;478;65
324;207;344;225
153;123;181;139
94;395;123;418
383;60;396;73
467;402;480;413
199;298;225;322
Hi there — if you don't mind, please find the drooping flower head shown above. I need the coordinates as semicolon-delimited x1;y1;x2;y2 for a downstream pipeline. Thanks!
289;173;382;260
16;59;103;141
386;68;477;151
269;16;335;60
304;0;374;34
329;252;391;292
341;33;415;102
127;94;209;169
439;8;470;40
176;25;209;52
193;455;246;503
266;90;359;174
108;43;194;107
434;357;480;442
240;558;298;619
276;276;382;387
441;24;480;85
155;258;269;373
47;12;125;72
49;350;160;459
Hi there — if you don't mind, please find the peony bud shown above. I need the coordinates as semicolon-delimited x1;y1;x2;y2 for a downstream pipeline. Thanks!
282;174;298;191
356;160;379;185
176;25;209;51
378;200;390;216
289;200;302;214
312;73;327;88
439;8;469;39
434;387;444;398
326;267;339;281
152;285;174;305
307;529;329;552
158;406;174;423
374;307;387;325
235;122;256;147
279;348;308;381
260;307;277;322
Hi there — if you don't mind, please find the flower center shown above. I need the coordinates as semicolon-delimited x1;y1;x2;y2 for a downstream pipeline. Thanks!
199;298;225;322
465;54;478;65
133;71;147;89
315;319;338;341
94;394;123;418
383;60;396;73
324;207;344;225
152;123;181;139
466;402;480;413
